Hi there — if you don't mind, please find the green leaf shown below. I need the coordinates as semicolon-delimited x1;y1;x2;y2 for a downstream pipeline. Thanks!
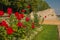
12;25;18;32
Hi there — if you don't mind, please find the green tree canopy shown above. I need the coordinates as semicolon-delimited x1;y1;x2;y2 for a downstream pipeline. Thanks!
0;0;50;12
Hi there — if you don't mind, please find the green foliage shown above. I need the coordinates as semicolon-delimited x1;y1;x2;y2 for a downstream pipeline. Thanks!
0;0;50;13
31;0;50;11
33;25;58;40
34;12;39;24
0;14;40;40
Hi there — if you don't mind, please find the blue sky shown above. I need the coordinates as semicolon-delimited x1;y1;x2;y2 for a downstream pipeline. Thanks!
45;0;60;15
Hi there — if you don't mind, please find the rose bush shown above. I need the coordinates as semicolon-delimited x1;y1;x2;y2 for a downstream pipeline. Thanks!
0;1;44;40
0;6;41;40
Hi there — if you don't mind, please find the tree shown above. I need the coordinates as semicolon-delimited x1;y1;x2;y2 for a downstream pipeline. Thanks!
0;0;50;13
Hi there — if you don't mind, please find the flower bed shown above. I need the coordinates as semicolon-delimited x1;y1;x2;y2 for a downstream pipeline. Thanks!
0;14;43;40
0;8;44;40
0;1;44;40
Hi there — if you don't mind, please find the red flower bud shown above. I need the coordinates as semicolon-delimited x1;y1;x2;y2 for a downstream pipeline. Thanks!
32;23;35;29
26;17;30;22
7;7;12;15
1;20;8;28
17;22;23;27
32;25;35;29
27;5;31;8
21;9;26;12
0;22;2;26
0;10;4;16
45;16;47;18
6;27;14;35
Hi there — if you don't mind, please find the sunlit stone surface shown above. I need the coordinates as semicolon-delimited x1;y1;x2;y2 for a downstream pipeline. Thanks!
30;9;58;20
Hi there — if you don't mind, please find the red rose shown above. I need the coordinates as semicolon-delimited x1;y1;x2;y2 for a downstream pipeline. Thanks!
0;10;4;16
15;12;19;17
17;14;22;20
6;27;14;35
7;7;12;15
15;12;22;20
27;5;31;8
1;20;8;28
15;12;24;20
32;23;35;29
20;14;24;18
17;22;23;27
17;16;21;20
21;9;26;12
26;17;30;22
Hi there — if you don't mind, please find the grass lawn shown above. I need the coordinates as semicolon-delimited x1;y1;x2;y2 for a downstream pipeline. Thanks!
33;25;58;40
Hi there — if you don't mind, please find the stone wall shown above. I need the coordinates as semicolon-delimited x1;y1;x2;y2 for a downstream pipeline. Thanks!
30;8;58;20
